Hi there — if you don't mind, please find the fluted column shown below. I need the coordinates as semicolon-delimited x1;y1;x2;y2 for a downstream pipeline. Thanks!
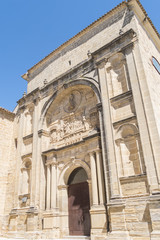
46;164;51;210
89;152;99;205
95;150;105;205
51;162;57;209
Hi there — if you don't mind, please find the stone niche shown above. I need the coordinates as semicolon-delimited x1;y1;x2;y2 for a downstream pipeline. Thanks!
23;104;34;136
22;134;33;156
106;52;130;98
44;85;99;150
115;123;148;197
19;157;32;207
115;123;145;178
22;104;34;156
8;216;17;231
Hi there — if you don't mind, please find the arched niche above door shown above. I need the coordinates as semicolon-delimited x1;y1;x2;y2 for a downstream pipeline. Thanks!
44;85;99;149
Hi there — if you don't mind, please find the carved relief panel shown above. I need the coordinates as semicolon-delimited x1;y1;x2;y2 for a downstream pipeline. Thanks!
45;86;99;149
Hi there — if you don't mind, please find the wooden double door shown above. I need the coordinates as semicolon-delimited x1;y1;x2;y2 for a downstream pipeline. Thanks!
68;181;91;236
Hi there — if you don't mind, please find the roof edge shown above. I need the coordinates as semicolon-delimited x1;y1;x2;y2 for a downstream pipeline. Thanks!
130;0;160;39
22;0;160;81
127;0;160;51
22;1;127;81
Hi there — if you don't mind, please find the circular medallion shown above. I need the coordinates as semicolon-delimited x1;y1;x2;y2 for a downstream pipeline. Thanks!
64;90;81;113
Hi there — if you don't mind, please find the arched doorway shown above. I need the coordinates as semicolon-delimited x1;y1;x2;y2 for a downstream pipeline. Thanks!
68;167;91;236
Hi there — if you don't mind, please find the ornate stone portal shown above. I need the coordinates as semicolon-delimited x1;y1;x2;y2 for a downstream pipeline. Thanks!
1;1;160;239
39;86;106;239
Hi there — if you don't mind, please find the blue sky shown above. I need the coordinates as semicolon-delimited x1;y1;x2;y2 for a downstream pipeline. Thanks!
0;0;160;112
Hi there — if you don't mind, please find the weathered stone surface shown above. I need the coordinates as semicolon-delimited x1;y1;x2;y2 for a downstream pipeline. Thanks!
0;0;160;239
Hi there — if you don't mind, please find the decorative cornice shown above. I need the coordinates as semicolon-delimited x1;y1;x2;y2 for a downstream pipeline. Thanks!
42;132;100;155
113;115;136;127
21;153;32;160
110;90;132;106
119;173;147;183
38;129;50;137
23;133;33;142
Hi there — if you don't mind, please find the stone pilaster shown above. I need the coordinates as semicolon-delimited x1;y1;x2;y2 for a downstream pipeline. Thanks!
126;44;159;193
97;60;120;198
97;103;109;202
31;100;40;207
34;98;42;208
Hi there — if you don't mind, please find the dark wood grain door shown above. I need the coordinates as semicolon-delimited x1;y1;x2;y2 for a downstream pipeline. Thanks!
68;181;91;236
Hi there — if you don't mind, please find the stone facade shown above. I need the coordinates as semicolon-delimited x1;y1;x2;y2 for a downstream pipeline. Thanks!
0;0;160;239
0;108;15;235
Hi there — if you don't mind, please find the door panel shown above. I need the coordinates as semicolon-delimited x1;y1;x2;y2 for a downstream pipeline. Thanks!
68;181;90;236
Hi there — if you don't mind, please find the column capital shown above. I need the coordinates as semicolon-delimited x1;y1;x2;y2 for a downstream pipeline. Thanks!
33;96;41;106
105;61;112;72
95;148;102;154
95;58;108;69
51;161;58;166
45;161;52;166
88;151;95;157
115;138;124;145
87;179;92;184
19;106;26;114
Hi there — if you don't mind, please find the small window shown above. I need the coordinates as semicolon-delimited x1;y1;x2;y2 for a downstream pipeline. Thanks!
152;57;160;74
